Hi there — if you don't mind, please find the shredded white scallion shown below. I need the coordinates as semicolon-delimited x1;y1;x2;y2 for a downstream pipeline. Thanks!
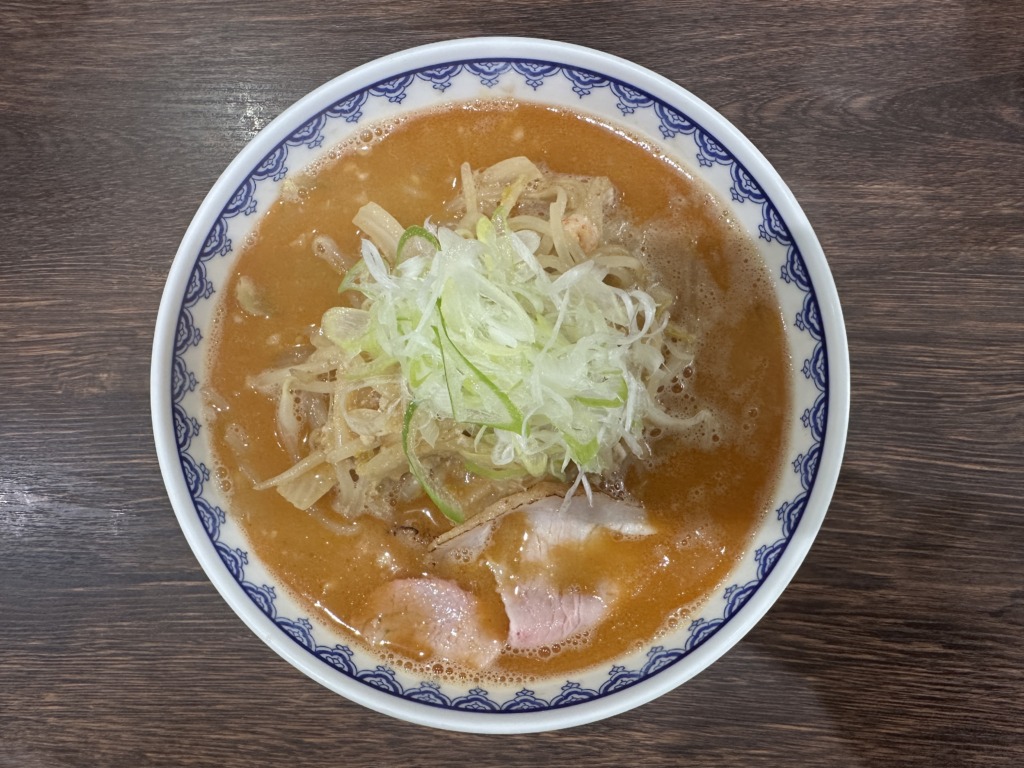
254;159;701;523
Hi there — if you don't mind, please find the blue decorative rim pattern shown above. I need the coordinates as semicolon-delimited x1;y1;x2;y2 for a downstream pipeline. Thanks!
170;58;828;714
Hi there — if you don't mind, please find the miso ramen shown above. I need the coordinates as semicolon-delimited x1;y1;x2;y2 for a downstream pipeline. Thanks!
206;101;791;684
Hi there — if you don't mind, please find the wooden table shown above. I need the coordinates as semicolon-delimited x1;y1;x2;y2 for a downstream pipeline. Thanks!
2;1;1021;765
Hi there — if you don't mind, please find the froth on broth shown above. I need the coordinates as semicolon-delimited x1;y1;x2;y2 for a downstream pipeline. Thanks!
206;101;791;684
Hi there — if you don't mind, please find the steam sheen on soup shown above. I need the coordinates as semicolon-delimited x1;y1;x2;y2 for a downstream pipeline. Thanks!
206;101;790;684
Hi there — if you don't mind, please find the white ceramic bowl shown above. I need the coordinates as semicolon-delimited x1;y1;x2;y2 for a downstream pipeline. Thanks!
152;37;849;733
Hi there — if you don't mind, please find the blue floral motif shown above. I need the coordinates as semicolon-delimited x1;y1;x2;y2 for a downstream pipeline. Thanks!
316;645;358;676
168;56;830;718
723;581;759;618
602;81;651;114
792;444;822;490
215;541;248;581
288;115;327;149
695;129;732;167
417;64;463;91
685;618;724;651
183;262;212;306
599;665;643;694
551;682;599;706
803;396;827;442
466;61;511;87
194;498;225;539
243;582;276;617
776;492;808;539
610;81;653;114
224;177;258;218
781;244;811;290
326;91;368;123
370;74;416;104
562;68;609;97
642;646;687;675
253;144;289;182
407;685;452;706
179;453;208;498
756;539;787;579
758;201;791;244
501;689;549;711
512;61;561;89
654;102;697;139
405;681;453;706
171;358;198;402
803;345;827;392
200;218;231;260
172;403;199;450
730;162;766;204
174;311;201;354
798;294;825;344
357;666;403;694
279;617;316;650
452;688;501;711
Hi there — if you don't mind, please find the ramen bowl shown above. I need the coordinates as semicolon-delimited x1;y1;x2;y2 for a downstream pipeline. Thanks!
151;37;849;733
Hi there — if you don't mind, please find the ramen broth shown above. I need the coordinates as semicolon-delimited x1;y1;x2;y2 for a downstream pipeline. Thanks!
206;101;790;682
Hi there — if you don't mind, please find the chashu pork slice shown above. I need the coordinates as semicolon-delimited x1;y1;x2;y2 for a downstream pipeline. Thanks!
432;488;655;651
501;579;612;650
515;491;655;561
358;577;504;670
498;492;651;649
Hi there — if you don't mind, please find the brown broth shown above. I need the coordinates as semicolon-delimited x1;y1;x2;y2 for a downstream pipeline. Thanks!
206;101;791;683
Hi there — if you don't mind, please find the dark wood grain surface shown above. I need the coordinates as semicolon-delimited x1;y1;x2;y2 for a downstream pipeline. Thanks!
1;1;1021;765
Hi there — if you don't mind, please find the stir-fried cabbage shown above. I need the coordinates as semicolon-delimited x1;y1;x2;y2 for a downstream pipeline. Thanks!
254;158;702;523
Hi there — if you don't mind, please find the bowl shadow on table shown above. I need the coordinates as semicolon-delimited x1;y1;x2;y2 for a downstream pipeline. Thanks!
737;466;1022;765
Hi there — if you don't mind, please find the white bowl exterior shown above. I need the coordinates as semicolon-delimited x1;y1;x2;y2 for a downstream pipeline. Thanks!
152;37;849;733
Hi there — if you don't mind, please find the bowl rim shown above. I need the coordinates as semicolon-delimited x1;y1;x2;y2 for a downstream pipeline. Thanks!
151;35;850;733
